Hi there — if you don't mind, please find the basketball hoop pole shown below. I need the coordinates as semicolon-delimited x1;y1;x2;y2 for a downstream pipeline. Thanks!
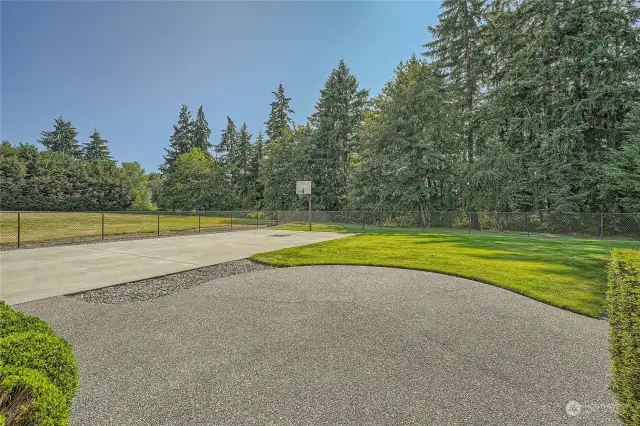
307;194;312;231
296;181;313;231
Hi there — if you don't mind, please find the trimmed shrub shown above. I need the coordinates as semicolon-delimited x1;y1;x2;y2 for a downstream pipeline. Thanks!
0;332;78;404
607;248;640;425
0;365;68;426
0;303;54;339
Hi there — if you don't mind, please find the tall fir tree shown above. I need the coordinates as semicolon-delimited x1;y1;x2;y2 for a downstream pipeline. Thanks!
350;56;456;215
234;122;252;203
248;130;265;207
309;59;369;210
424;0;486;165
192;105;212;152
38;116;81;158
161;104;193;173
476;0;640;212
82;128;113;162
265;83;295;143
217;116;238;165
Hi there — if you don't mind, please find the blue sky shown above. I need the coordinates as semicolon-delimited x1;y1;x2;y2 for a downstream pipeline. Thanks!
1;1;439;172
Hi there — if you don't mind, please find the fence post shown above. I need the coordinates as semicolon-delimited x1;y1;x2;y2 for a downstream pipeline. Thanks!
468;212;471;234
421;212;424;233
17;212;21;249
328;211;331;229
157;213;160;236
198;212;201;233
256;211;259;229
230;212;233;230
379;211;382;230
276;210;279;226
102;212;105;240
600;212;604;240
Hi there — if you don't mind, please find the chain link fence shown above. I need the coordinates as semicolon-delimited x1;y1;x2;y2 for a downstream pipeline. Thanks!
278;210;640;241
0;210;281;249
1;210;639;249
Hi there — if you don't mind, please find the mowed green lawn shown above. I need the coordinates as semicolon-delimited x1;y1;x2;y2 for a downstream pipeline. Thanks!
252;229;640;318
0;212;263;246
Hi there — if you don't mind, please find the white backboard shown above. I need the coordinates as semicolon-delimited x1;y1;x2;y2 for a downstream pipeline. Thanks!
296;181;312;195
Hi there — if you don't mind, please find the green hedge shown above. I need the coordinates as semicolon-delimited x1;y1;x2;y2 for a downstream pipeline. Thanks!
607;249;640;425
0;304;53;339
0;365;68;425
0;302;78;425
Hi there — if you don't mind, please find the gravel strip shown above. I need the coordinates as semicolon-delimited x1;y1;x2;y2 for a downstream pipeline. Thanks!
1;224;260;251
67;259;273;304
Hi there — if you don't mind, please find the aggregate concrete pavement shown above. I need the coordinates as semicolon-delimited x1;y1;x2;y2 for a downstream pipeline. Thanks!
0;229;350;304
15;265;617;425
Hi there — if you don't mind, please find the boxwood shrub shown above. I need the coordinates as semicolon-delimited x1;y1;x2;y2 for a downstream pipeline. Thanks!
0;302;78;425
0;332;78;403
0;365;68;425
607;249;640;425
0;304;53;339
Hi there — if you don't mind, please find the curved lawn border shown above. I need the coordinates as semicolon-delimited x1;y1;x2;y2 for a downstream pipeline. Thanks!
250;232;640;318
249;258;597;318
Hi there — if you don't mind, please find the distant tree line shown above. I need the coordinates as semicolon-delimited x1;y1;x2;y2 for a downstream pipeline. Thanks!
2;0;639;213
1;118;153;211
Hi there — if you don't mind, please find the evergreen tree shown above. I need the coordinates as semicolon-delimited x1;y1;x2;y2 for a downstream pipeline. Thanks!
192;105;212;152
265;83;295;143
217;116;238;165
260;126;307;210
38;116;81;158
350;57;456;216
309;59;368;210
161;148;234;210
161;104;193;173
600;103;640;212
248;131;265;207
424;0;486;165
234;122;252;203
82;128;113;162
476;0;640;212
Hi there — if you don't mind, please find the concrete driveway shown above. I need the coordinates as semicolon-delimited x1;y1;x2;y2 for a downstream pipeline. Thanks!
0;229;349;304
15;266;616;425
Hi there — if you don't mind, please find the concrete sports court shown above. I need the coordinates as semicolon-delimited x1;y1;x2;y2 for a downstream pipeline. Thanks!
2;229;618;424
0;229;349;304
15;265;615;425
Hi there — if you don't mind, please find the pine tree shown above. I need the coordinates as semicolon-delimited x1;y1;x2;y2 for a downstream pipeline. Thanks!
82;128;113;162
260;126;303;210
424;0;486;164
248;130;265;207
350;57;455;215
38;116;81;158
477;0;640;212
217;116;238;165
161;105;193;173
600;103;640;212
309;59;369;210
234;122;252;203
265;83;295;143
192;105;212;152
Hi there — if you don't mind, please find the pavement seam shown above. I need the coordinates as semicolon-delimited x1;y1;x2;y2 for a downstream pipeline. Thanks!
81;246;203;266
